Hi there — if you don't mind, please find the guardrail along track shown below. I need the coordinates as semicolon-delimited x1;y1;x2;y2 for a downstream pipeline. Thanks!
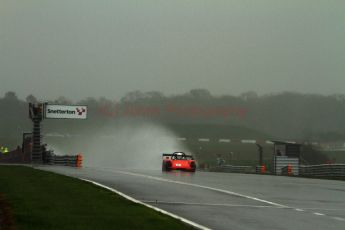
46;154;82;167
299;164;345;178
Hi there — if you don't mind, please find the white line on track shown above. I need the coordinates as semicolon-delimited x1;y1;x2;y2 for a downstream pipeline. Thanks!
141;201;281;209
80;167;345;224
295;208;304;212
219;139;231;143
80;178;211;230
198;138;210;142
299;207;345;211
313;212;325;216
332;217;345;221
109;169;290;208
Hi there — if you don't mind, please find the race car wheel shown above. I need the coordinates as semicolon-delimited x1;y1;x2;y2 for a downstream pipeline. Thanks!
162;161;172;171
165;161;172;171
190;161;196;172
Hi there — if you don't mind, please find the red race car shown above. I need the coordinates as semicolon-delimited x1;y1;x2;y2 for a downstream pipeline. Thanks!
162;152;196;172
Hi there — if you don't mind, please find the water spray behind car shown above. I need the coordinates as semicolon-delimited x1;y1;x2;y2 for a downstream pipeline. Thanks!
47;120;191;170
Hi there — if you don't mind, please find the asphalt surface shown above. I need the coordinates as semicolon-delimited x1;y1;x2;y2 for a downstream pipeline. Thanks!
38;166;345;230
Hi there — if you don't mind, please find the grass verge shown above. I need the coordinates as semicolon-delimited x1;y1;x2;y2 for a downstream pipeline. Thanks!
0;165;193;230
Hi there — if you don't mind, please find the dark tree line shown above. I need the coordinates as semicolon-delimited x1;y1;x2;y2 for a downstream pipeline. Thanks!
1;90;345;148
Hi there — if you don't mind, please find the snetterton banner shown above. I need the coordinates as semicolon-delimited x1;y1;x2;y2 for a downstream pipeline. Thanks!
45;104;87;119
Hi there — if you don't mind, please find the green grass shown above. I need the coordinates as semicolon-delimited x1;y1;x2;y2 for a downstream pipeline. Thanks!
0;166;193;230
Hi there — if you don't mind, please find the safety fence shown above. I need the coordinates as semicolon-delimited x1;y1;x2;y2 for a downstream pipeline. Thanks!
0;149;31;163
0;148;83;167
198;163;345;180
299;164;345;178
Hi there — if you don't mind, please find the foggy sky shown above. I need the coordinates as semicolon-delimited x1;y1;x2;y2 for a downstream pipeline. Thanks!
1;0;344;101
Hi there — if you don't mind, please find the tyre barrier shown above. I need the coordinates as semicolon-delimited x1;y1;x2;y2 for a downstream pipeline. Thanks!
255;165;267;174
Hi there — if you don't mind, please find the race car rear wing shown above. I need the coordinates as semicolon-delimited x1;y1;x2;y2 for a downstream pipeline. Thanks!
162;153;194;160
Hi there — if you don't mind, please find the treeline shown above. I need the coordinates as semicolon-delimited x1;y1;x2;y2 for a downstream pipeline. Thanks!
1;90;345;147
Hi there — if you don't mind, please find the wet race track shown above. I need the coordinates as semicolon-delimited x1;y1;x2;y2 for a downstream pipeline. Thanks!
39;166;345;230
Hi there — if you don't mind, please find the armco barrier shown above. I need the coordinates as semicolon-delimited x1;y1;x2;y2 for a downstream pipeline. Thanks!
299;164;345;178
211;165;254;173
46;154;83;167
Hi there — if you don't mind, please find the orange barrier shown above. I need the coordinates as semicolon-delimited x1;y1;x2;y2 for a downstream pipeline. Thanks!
76;154;83;168
287;164;292;175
